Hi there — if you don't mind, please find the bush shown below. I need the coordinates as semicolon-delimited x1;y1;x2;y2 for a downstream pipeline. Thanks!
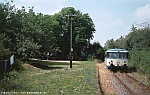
129;49;150;75
0;34;11;58
11;59;24;71
87;54;96;61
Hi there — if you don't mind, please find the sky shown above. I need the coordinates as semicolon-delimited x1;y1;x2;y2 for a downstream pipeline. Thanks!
1;0;150;46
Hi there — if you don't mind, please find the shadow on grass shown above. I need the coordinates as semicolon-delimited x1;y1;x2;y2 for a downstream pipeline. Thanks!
28;60;73;70
30;60;71;65
30;62;64;70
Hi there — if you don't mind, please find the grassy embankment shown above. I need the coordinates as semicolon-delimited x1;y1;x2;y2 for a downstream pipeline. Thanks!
0;60;98;95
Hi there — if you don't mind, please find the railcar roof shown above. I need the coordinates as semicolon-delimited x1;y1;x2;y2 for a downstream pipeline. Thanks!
105;49;128;52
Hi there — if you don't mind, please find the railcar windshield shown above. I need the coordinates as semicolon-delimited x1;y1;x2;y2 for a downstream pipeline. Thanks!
106;52;128;59
106;52;119;59
119;52;128;58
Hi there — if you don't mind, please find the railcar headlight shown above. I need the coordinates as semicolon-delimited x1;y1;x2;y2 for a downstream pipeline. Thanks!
111;60;113;63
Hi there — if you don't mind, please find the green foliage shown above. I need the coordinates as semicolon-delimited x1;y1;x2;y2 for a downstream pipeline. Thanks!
52;7;96;59
104;21;150;76
0;34;11;58
16;38;41;60
129;49;150;74
87;54;96;61
126;27;150;50
87;42;104;61
11;59;24;71
127;26;150;75
0;1;96;62
104;38;116;49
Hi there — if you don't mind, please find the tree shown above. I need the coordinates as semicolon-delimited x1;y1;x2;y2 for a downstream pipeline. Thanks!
125;25;150;50
0;1;96;60
104;38;116;50
0;2;15;58
0;34;11;58
87;42;104;60
106;22;150;75
52;7;96;59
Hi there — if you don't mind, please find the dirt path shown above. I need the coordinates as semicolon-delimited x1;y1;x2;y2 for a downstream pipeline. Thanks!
97;63;118;95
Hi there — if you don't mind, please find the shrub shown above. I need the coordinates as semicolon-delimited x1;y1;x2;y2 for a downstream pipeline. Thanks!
11;59;24;71
129;49;150;75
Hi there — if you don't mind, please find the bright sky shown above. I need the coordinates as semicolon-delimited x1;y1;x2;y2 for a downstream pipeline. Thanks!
1;0;150;46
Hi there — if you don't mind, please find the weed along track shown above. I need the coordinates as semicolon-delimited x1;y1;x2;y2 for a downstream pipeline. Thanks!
113;73;135;95
97;63;118;95
96;65;104;95
112;72;150;95
124;73;150;91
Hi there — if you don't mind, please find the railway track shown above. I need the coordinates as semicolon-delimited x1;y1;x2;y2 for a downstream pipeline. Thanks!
113;72;150;95
124;73;150;91
113;73;135;95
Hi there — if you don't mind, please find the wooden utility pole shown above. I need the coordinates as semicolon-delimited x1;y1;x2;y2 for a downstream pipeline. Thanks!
65;14;76;68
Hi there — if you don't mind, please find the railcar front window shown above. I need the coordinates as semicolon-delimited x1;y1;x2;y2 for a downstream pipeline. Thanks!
107;52;118;59
119;53;128;58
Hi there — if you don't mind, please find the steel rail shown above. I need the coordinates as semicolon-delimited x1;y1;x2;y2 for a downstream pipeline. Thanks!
124;73;150;91
113;73;135;95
